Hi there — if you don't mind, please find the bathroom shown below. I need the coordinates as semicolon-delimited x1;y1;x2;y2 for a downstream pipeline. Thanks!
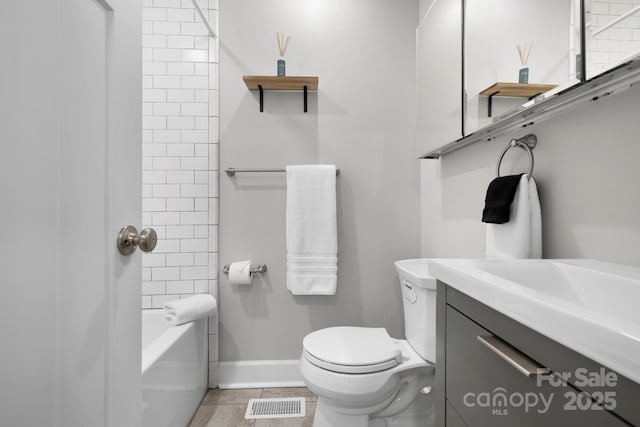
2;0;640;426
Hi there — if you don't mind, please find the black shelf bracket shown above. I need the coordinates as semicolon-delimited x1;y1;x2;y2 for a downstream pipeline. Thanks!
258;85;264;112
303;85;308;113
487;91;499;117
486;92;543;118
255;84;310;113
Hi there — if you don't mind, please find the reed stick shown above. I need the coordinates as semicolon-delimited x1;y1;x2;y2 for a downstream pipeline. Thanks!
276;32;291;57
516;42;533;66
517;45;524;65
524;42;533;65
276;32;282;57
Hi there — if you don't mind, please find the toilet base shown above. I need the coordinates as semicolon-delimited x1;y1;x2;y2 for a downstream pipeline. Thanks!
374;389;434;427
313;397;369;427
312;389;434;427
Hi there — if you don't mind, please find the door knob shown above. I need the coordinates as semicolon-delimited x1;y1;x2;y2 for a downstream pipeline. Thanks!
117;225;158;255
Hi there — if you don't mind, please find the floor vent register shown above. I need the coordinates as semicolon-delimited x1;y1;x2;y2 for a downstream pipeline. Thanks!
244;397;306;419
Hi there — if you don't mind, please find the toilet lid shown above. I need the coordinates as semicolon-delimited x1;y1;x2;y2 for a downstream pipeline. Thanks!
303;327;402;374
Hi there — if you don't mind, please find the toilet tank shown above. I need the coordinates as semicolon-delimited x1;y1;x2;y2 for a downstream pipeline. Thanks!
394;259;437;363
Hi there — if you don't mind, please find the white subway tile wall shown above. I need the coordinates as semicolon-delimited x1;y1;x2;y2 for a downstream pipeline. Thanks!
589;1;640;74
142;0;219;386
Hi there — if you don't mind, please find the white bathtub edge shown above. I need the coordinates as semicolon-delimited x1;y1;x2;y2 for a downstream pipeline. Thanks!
217;359;305;389
141;322;192;375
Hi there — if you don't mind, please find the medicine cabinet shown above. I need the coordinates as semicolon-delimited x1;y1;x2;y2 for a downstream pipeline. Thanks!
464;0;581;135
415;0;463;157
416;0;640;158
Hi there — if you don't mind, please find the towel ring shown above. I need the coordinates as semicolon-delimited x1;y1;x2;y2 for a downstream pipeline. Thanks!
496;135;536;180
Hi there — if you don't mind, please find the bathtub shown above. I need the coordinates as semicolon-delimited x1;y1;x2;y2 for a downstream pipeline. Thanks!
142;309;207;427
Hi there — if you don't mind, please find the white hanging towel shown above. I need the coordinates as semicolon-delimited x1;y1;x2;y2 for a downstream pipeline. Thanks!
486;174;542;259
286;165;338;295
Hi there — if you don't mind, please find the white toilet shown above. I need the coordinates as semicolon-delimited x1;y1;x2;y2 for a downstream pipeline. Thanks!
299;259;437;427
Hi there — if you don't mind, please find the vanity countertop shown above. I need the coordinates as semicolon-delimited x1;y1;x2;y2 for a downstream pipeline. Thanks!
428;258;640;384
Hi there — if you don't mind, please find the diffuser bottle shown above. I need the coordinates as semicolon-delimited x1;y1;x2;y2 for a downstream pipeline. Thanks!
517;42;532;84
276;32;290;76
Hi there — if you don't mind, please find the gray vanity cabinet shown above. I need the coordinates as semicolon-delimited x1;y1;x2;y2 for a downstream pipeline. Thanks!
435;283;640;427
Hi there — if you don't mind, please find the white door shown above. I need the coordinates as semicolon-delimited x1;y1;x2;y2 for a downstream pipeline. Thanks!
0;1;142;426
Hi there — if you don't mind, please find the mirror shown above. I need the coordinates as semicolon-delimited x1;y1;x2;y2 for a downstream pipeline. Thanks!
417;0;640;158
464;0;582;135
585;0;640;79
415;0;463;157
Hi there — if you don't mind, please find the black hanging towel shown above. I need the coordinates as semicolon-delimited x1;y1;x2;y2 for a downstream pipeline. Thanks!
481;174;524;224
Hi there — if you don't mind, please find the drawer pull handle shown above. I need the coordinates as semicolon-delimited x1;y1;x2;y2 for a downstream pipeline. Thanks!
477;335;550;378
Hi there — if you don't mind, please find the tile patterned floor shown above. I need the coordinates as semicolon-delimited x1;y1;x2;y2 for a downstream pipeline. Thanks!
188;387;317;427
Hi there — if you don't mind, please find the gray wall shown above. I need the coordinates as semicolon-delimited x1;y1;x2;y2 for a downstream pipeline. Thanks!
219;0;420;361
421;83;640;266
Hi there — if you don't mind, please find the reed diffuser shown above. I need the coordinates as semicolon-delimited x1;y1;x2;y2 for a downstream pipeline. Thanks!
516;42;533;83
276;32;291;76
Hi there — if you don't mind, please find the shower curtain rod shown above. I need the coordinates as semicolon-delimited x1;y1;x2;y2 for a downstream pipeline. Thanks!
191;0;217;38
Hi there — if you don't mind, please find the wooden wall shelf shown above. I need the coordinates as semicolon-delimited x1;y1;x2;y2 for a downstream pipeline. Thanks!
479;82;558;117
242;76;319;112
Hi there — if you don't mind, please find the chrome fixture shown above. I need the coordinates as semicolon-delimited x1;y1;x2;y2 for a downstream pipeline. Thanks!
496;134;536;180
222;264;268;274
117;225;158;255
225;167;340;177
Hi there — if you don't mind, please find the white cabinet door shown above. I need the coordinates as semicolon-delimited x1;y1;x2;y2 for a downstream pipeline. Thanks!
0;0;141;426
416;0;463;157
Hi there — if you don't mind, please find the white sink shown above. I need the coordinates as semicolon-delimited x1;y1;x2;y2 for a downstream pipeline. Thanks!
428;258;640;384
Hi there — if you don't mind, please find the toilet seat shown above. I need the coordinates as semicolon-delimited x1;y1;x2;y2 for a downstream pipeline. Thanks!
303;327;402;374
300;336;433;415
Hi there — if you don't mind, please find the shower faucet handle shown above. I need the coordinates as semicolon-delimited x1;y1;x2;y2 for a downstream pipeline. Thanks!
117;225;158;255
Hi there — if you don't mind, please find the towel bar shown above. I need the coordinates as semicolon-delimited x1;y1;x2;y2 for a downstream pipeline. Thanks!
496;134;536;180
225;167;340;177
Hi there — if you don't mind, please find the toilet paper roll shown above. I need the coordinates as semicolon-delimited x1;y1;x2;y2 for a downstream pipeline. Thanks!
228;260;253;285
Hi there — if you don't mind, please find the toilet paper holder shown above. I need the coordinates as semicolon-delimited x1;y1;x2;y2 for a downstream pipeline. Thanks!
222;263;267;275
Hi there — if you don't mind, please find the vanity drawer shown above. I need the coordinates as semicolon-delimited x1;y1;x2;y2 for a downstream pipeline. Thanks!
445;306;628;427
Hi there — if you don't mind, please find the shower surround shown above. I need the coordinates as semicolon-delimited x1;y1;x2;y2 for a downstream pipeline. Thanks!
141;0;219;387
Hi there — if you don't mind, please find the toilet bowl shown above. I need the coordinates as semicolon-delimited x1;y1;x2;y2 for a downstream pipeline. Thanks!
301;327;434;427
299;259;437;427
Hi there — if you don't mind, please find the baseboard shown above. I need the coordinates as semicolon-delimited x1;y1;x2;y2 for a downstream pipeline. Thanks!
217;359;305;389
